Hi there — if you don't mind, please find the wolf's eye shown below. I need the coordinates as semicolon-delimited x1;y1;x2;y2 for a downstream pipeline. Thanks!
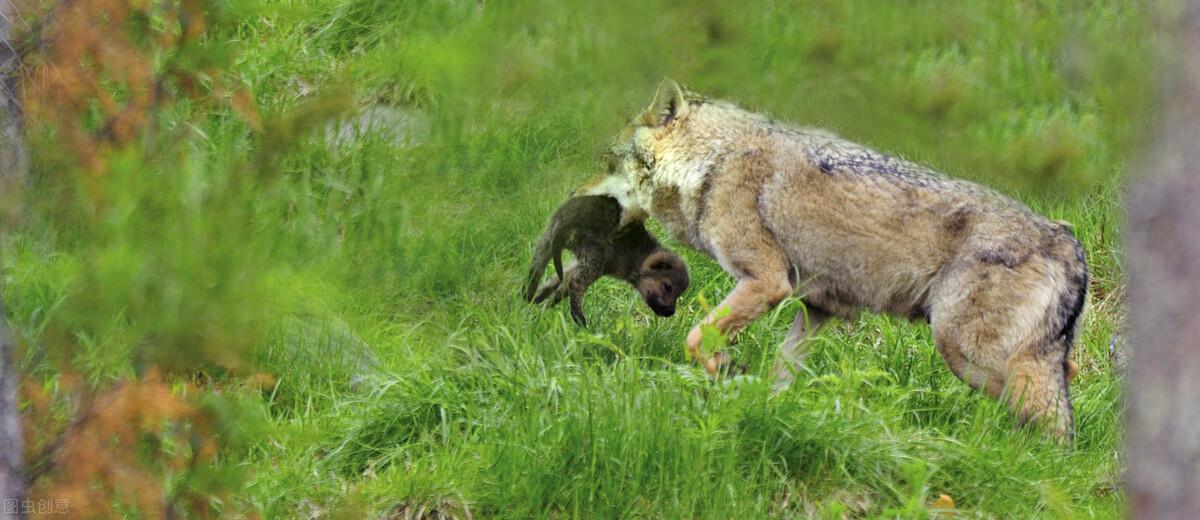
651;261;673;271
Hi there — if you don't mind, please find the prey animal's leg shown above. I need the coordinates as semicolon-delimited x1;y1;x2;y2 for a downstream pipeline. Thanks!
531;261;577;305
771;304;831;390
564;245;607;326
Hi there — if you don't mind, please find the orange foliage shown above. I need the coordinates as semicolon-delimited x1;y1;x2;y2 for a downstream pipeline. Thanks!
17;0;257;194
24;369;222;518
11;1;261;515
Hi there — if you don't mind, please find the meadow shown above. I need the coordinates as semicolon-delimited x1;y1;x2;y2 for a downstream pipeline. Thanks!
2;0;1155;517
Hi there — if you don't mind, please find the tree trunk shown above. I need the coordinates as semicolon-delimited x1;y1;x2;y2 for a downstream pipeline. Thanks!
1126;2;1200;518
0;0;24;516
0;315;18;516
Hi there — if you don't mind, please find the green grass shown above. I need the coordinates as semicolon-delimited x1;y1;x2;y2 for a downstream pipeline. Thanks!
2;0;1150;517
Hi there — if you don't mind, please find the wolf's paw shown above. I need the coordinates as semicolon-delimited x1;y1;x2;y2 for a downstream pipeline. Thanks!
708;352;747;378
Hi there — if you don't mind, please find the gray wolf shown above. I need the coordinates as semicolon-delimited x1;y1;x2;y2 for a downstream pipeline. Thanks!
574;80;1087;440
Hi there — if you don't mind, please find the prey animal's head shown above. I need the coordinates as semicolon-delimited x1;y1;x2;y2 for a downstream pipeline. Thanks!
633;248;690;318
524;195;690;326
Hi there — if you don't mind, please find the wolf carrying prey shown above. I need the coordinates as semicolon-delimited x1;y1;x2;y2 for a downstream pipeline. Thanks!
524;195;690;326
560;80;1088;440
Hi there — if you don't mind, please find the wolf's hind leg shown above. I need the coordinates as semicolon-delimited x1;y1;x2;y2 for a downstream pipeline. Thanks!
932;327;1006;398
929;256;1075;442
1005;347;1074;442
935;324;1072;441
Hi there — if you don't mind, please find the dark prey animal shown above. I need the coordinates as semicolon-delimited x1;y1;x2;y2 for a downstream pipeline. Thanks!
524;195;690;326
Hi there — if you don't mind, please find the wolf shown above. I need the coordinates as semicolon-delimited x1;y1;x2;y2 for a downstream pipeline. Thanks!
574;80;1088;440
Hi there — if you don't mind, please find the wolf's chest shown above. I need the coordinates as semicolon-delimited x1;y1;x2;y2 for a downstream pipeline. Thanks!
636;158;717;250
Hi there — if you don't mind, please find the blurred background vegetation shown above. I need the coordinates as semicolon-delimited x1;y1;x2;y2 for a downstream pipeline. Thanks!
2;0;1154;516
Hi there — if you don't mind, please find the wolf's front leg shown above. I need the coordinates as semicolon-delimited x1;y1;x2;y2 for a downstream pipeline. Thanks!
686;275;793;376
771;305;831;390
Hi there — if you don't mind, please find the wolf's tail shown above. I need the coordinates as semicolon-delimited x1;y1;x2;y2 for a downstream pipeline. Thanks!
1038;228;1090;441
1048;227;1089;374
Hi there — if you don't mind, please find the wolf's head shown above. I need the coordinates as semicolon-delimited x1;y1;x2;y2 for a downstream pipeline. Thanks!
604;80;767;183
603;79;695;184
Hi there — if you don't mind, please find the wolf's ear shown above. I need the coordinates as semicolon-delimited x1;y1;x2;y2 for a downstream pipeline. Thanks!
641;79;689;127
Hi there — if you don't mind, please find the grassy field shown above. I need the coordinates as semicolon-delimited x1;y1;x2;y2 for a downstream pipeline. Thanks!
3;0;1155;517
